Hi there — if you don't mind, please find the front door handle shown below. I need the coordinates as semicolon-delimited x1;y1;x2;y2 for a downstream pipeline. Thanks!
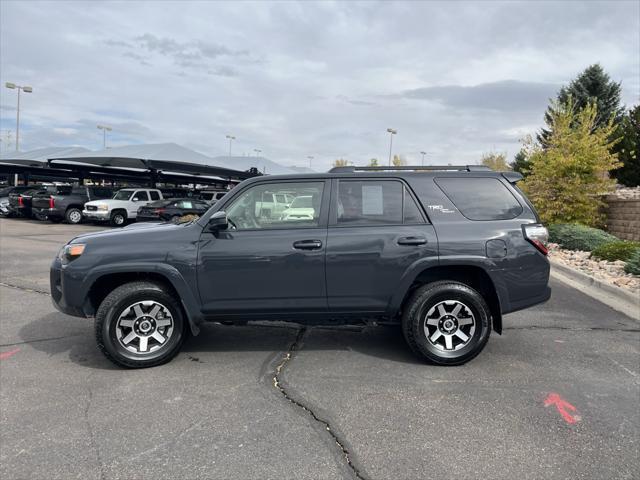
293;239;323;250
397;236;427;246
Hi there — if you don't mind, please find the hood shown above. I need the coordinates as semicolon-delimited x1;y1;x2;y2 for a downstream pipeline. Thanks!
85;199;130;208
69;220;193;244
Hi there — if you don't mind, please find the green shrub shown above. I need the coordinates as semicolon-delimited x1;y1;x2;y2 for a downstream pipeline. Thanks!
591;241;640;262
624;250;640;276
548;223;617;251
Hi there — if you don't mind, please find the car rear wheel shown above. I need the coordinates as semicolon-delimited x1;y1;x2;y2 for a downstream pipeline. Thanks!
65;207;82;224
402;281;491;365
110;210;126;227
95;281;186;368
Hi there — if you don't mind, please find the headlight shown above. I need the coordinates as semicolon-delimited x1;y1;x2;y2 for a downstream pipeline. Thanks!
97;204;109;211
58;243;86;264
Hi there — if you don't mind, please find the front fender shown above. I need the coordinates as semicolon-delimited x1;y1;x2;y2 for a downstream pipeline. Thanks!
84;262;203;335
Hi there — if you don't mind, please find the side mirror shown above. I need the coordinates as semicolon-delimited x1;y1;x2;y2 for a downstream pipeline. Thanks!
132;197;139;202
208;211;228;231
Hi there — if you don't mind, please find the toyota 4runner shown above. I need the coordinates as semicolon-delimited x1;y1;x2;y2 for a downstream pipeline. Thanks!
51;166;551;368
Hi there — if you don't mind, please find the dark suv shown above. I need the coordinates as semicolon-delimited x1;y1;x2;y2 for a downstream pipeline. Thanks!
51;166;551;368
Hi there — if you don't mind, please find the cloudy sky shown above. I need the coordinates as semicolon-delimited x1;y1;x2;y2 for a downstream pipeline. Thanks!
1;0;638;171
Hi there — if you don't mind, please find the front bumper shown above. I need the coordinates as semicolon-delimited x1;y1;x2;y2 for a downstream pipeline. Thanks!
83;210;110;221
50;257;93;317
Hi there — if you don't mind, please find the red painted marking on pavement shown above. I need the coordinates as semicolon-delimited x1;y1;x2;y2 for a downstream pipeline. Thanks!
0;348;20;360
544;392;580;424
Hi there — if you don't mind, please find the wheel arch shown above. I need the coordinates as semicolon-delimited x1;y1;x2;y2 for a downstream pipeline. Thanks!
393;264;503;334
85;265;202;335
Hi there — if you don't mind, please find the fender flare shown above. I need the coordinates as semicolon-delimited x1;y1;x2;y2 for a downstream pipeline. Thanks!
83;262;203;335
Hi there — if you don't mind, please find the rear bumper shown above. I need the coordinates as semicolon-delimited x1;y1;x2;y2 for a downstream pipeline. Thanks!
33;207;65;219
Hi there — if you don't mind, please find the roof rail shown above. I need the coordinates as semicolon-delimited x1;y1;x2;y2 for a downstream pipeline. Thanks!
328;165;492;173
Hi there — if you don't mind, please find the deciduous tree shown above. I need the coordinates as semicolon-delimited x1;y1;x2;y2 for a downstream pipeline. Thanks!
521;100;620;226
480;152;511;171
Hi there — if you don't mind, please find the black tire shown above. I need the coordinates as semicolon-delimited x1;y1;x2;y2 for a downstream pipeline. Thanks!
402;281;491;365
65;207;83;224
110;210;127;227
95;281;187;368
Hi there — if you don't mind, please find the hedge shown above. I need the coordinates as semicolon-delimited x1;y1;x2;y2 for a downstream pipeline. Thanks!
547;224;617;252
591;241;640;262
624;250;640;276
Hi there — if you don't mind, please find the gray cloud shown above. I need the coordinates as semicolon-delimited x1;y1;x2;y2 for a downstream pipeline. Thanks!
0;1;637;170
403;80;561;112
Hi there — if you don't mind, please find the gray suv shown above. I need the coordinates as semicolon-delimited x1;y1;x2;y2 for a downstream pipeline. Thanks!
51;166;551;368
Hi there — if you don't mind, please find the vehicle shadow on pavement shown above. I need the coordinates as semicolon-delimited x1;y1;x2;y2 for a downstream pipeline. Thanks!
20;313;421;369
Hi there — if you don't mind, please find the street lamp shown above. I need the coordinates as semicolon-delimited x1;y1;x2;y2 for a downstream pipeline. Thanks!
97;125;112;149
386;128;397;166
420;151;426;166
5;82;33;152
254;148;262;157
226;135;236;157
307;155;314;168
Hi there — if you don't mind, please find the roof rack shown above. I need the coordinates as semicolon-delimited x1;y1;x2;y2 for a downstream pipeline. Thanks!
328;165;492;173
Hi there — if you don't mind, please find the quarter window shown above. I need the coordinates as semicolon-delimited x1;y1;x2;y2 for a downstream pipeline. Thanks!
226;182;324;230
435;177;523;221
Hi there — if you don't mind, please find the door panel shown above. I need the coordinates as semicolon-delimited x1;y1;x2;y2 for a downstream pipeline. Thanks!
326;178;438;312
197;228;328;315
197;179;330;317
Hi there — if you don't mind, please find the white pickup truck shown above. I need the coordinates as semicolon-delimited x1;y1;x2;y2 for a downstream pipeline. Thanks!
83;188;163;226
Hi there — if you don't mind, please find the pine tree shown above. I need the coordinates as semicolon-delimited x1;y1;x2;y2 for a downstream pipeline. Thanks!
613;105;640;187
538;64;624;146
510;149;530;175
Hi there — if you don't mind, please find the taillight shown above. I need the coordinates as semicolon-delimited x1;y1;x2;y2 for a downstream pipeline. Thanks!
49;196;55;208
18;196;23;207
523;224;549;255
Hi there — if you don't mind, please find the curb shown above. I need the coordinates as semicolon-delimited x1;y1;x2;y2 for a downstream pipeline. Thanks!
549;259;639;321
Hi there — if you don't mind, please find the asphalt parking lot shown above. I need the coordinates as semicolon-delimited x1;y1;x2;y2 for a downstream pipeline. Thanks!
1;218;638;480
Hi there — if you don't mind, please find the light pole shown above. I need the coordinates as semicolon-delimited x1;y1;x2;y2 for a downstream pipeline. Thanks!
97;125;112;149
5;82;33;152
226;135;236;157
386;128;397;166
307;155;314;168
254;148;262;157
420;151;426;166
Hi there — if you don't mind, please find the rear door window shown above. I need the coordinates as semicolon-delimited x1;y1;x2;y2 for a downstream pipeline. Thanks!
336;180;418;226
149;191;161;201
133;191;149;202
435;177;523;220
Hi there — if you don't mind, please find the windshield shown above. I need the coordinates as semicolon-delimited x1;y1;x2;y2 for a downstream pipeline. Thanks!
113;190;134;200
290;196;313;208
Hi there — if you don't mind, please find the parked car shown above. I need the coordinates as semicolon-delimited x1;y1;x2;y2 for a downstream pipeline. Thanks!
254;191;293;218
83;188;163;227
0;186;35;217
137;198;210;222
159;188;192;199
198;190;228;205
32;185;115;224
51;165;551;368
8;185;49;218
279;195;318;221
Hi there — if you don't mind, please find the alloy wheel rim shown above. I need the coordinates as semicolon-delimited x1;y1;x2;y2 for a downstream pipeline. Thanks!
114;215;124;224
115;301;174;355
69;211;81;223
423;300;476;351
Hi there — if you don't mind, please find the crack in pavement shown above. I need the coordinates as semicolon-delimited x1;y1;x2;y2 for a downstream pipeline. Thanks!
272;327;369;480
0;334;84;348
0;282;51;296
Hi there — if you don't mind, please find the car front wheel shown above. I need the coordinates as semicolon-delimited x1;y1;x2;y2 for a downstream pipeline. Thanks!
95;281;187;368
110;211;126;227
402;281;491;365
65;207;83;224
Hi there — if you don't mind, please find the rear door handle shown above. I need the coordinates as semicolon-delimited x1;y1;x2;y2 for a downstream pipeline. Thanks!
397;236;427;246
293;239;323;250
